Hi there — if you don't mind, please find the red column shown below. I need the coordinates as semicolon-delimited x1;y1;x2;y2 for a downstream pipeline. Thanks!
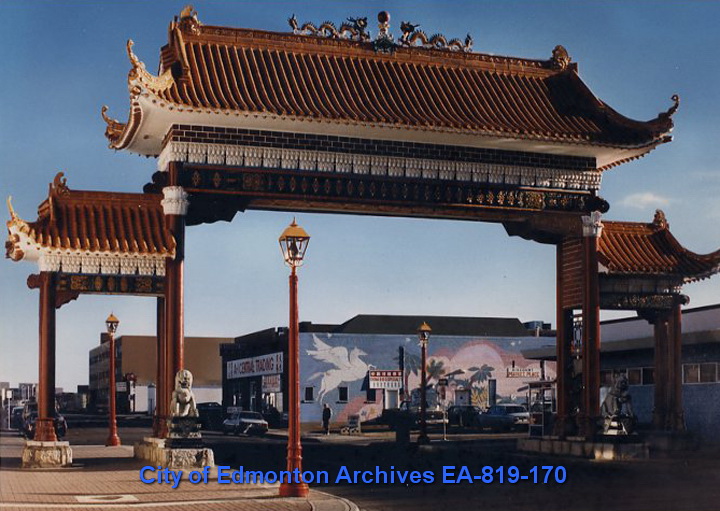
279;268;309;498
580;214;602;438
106;332;121;446
154;296;167;438
162;165;188;421
554;243;572;437
668;301;685;431
165;214;185;377
36;272;58;442
651;312;670;429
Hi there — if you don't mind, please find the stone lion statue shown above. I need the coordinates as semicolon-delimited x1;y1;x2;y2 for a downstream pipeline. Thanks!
601;373;635;434
170;369;198;418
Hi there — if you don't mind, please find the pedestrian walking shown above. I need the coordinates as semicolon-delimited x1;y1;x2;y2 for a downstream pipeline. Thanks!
322;404;332;435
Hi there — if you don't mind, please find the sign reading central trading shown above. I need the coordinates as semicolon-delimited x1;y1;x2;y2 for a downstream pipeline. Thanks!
369;370;403;389
227;352;284;379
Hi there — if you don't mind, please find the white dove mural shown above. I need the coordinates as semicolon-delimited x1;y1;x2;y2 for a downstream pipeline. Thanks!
306;334;369;402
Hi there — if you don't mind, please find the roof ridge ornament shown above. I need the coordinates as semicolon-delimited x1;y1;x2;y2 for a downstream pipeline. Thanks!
399;25;473;52
50;172;70;197
652;209;669;230
177;5;202;35
6;196;19;223
551;45;571;70
373;11;395;54
126;39;175;94
288;14;370;42
101;106;127;142
659;94;680;120
287;11;472;53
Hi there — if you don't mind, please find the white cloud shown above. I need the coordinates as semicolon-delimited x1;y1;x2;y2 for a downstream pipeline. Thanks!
619;192;673;209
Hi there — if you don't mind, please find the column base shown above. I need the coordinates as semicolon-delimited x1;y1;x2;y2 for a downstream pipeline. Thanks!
33;418;58;442
22;441;73;468
134;437;214;468
106;434;122;447
517;437;648;460
279;482;310;498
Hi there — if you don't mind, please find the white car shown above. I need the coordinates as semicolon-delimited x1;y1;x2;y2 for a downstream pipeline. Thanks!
476;404;530;432
222;411;269;436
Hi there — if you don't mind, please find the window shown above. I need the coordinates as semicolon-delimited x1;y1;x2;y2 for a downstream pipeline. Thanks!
366;388;377;402
304;387;314;402
627;368;642;386
700;363;717;383
682;363;720;384
683;364;700;384
642;368;654;385
338;386;348;403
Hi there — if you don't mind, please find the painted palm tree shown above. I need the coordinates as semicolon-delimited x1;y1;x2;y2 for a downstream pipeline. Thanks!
426;358;446;383
468;364;495;386
397;351;421;377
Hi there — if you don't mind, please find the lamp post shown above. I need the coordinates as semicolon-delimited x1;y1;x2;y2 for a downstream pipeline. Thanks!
417;322;431;445
105;313;121;447
278;219;310;498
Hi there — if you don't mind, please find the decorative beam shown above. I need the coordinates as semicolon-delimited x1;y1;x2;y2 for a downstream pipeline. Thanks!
600;292;689;311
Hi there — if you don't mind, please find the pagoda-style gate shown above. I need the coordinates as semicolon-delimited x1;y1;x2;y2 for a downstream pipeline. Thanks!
6;8;720;464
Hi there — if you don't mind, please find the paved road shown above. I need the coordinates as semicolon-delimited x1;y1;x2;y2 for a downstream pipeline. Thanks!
7;427;719;511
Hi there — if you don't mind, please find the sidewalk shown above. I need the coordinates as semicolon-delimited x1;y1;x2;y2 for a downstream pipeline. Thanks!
0;436;357;511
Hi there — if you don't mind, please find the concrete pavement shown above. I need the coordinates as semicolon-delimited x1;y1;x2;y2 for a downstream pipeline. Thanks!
0;434;357;511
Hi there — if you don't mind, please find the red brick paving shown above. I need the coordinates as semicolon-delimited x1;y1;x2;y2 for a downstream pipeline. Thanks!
0;437;345;511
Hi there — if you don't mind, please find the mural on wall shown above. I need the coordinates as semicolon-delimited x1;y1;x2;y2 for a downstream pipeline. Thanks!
307;335;369;402
300;333;556;425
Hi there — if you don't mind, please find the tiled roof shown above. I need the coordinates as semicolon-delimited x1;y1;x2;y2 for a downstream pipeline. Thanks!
6;173;174;259
104;10;678;155
598;211;720;282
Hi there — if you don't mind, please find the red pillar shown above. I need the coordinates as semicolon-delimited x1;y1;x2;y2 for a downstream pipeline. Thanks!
279;268;309;498
36;272;58;442
106;332;121;446
554;243;574;437
668;301;685;431
580;213;602;438
162;165;188;421
154;296;167;438
651;312;670;429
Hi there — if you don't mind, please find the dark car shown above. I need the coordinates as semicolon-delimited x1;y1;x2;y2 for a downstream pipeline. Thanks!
22;412;68;440
447;405;483;428
476;404;529;432
10;406;24;431
222;411;269;436
196;402;224;431
381;401;447;430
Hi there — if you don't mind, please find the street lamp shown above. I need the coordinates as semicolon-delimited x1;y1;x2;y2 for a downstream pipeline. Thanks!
417;322;432;445
278;218;310;498
105;313;121;447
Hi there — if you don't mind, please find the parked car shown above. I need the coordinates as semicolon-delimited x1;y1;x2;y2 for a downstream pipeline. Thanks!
381;401;447;430
196;402;224;431
223;411;268;436
476;404;529;432
22;412;68;440
10;406;25;431
446;405;483;428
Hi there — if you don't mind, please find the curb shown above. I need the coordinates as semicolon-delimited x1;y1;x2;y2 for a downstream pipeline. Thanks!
309;490;360;511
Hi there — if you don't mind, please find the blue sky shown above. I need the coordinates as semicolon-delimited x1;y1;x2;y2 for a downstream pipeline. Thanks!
1;1;718;390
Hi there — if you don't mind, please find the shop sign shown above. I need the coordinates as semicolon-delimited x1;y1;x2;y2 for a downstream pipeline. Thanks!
369;370;403;389
262;374;282;393
227;352;284;379
506;367;540;379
